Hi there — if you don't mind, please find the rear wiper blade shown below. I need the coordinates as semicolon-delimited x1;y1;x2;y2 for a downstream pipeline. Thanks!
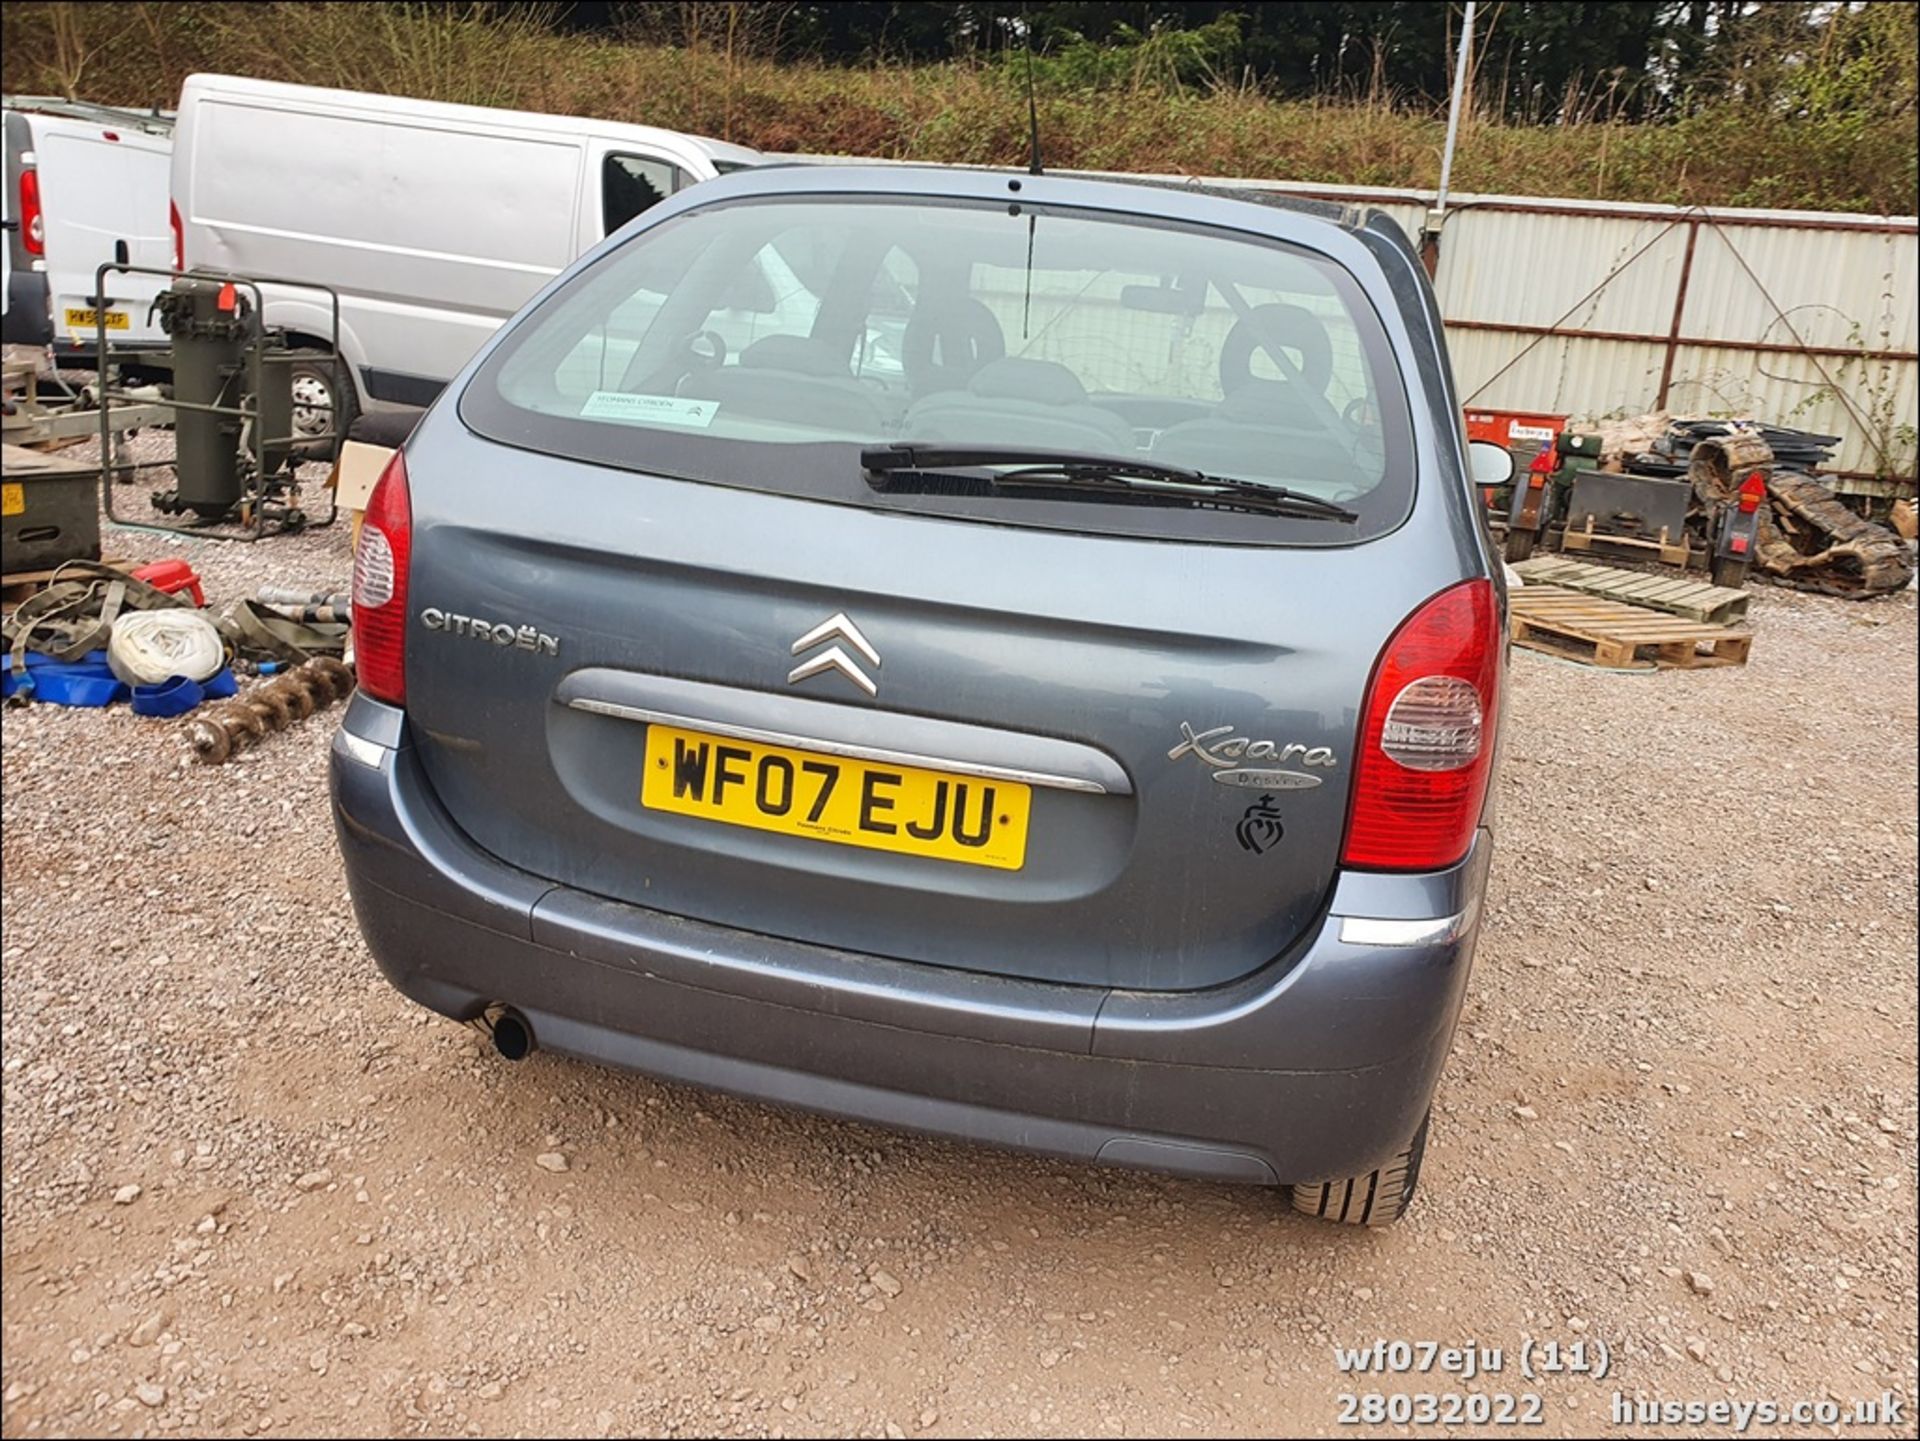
865;443;1205;481
861;443;1358;522
990;463;1361;522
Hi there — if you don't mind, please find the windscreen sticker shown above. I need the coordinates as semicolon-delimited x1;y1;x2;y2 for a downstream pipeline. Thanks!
579;391;718;428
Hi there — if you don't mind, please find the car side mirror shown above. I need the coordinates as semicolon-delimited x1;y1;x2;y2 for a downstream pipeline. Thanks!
1468;439;1516;486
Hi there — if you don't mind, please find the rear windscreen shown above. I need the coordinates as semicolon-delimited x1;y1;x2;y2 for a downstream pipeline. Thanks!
460;195;1416;546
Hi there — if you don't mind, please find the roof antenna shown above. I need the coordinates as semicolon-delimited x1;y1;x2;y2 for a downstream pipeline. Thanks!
1023;10;1043;176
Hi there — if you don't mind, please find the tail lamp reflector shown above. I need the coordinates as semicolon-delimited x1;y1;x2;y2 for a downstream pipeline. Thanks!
1380;676;1484;771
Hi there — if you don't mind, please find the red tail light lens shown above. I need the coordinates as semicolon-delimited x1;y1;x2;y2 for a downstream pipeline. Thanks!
20;170;45;256
351;451;411;705
1738;471;1766;513
1343;579;1501;872
169;200;183;271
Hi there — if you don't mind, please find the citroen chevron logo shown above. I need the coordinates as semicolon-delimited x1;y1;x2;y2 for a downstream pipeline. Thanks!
787;612;880;697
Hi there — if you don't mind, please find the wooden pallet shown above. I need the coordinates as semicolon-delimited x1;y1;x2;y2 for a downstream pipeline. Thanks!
1512;555;1749;624
1558;514;1693;568
1508;586;1753;671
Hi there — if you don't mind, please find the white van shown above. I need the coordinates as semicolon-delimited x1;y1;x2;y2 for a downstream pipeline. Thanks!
172;74;761;440
2;97;175;358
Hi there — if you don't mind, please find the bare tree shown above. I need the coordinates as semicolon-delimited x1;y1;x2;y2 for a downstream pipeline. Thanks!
46;2;102;99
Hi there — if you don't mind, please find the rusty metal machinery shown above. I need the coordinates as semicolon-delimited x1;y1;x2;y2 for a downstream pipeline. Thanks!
184;656;355;764
1758;472;1915;597
1686;433;1913;595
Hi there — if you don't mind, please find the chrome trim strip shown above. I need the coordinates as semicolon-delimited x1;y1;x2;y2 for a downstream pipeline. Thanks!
1337;893;1480;948
566;698;1110;794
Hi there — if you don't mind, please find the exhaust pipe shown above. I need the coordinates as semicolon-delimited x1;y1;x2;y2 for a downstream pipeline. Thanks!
488;1006;534;1062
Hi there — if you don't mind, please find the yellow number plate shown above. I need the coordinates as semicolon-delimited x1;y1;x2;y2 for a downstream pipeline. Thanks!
640;723;1031;870
1;483;22;517
65;307;130;331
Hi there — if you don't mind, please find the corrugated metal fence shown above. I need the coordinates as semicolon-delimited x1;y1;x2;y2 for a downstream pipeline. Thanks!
1097;178;1918;491
810;156;1920;491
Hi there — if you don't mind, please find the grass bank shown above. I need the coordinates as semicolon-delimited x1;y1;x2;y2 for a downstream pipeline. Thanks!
2;2;1914;213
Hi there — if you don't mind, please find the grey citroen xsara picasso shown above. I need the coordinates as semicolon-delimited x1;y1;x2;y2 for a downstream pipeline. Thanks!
332;163;1514;1226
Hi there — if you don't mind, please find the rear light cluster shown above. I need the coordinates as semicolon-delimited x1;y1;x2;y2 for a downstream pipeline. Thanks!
1738;471;1766;513
169;200;184;271
351;450;412;705
19;169;44;255
1342;579;1501;872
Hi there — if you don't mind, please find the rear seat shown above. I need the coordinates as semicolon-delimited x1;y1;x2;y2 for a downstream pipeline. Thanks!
901;358;1137;454
681;335;897;434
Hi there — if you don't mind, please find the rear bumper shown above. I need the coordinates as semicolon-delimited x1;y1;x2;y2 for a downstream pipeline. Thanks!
330;697;1492;1187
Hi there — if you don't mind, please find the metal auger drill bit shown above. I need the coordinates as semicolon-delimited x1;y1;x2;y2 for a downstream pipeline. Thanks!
184;657;359;765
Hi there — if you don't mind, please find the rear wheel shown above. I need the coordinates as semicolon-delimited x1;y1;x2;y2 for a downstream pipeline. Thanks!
1503;528;1537;563
1290;1112;1428;1226
1709;555;1750;590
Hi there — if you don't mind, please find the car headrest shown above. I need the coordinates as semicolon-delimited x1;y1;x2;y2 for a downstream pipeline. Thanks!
968;358;1088;407
1219;302;1333;396
739;334;849;378
902;297;1006;395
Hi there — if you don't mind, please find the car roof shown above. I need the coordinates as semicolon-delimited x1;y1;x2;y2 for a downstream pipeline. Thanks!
750;158;1367;226
674;160;1389;262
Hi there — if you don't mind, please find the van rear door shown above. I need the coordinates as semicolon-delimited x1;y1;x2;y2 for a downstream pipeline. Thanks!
36;118;173;349
179;78;587;398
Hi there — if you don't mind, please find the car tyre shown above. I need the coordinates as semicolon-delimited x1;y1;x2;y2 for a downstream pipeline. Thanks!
1709;555;1750;590
284;349;358;463
1290;1111;1428;1226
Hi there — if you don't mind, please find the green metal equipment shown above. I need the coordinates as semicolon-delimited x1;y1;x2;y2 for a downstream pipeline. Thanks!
93;263;344;542
1502;431;1602;563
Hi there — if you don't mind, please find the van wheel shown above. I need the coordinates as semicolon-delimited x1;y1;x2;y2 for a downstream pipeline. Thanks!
284;349;358;462
1290;1112;1428;1226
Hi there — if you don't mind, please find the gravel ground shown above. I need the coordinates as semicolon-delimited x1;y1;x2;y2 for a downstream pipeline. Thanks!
1;488;1915;1439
